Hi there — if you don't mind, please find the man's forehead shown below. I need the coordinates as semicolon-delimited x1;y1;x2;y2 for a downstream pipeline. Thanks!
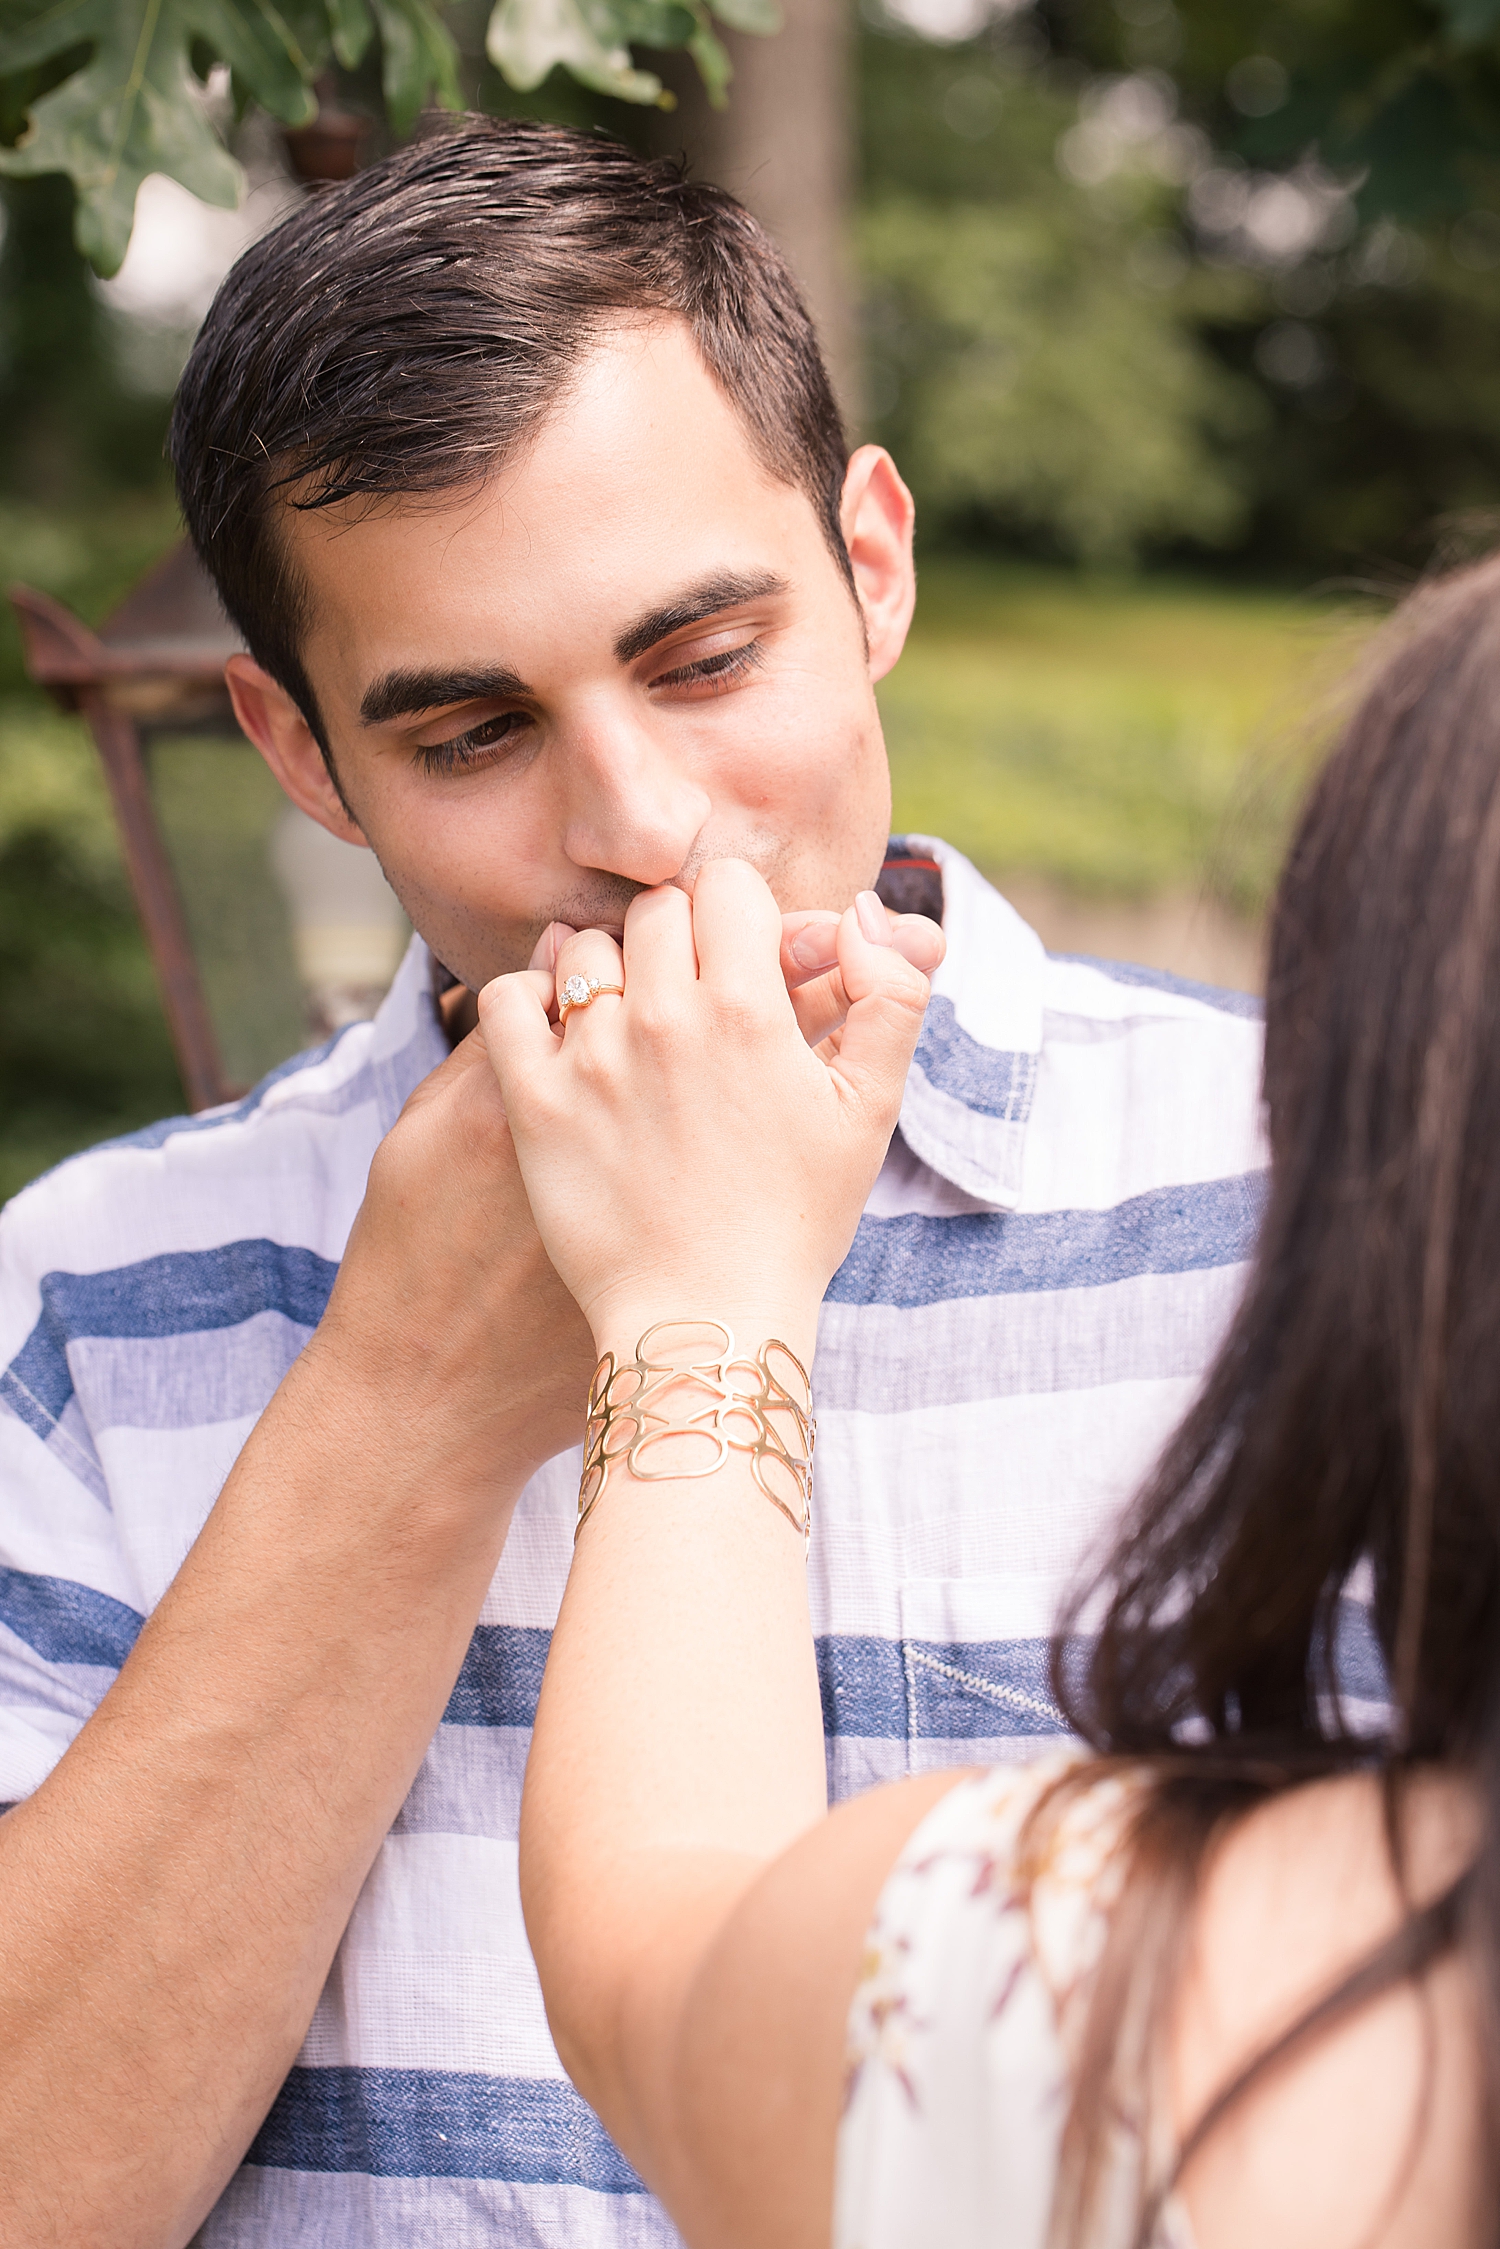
280;321;835;703
286;321;808;570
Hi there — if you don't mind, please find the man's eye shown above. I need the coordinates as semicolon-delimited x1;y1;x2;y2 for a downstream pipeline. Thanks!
653;641;763;693
416;710;528;776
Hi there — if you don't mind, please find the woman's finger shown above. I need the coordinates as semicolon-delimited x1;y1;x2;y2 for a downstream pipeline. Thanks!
620;882;698;1000
788;967;851;1050
692;859;790;1012
551;927;627;1033
528;922;576;972
529;922;577;1021
891;913;946;979
826;896;932;1124
783;906;944;1009
787;913;944;1051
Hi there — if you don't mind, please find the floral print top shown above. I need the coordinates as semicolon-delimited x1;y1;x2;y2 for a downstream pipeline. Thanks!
835;1756;1195;2249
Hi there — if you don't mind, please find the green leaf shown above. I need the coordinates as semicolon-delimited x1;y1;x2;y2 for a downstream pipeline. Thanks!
607;0;697;45
0;0;103;74
706;0;780;36
0;0;245;273
1433;0;1500;44
687;16;729;104
369;0;461;134
485;0;666;103
192;0;325;113
0;0;338;273
326;0;375;68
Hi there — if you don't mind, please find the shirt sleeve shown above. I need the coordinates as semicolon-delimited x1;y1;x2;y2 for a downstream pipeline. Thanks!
0;1182;145;1806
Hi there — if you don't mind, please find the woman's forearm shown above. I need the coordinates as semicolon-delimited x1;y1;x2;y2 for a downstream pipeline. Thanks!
518;1310;828;2187
494;870;934;2214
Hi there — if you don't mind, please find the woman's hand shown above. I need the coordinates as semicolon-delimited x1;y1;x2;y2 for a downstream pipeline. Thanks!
477;861;933;1361
780;905;945;1050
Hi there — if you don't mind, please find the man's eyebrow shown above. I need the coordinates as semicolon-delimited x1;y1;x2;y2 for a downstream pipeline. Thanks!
356;572;787;722
359;665;531;728
613;570;789;666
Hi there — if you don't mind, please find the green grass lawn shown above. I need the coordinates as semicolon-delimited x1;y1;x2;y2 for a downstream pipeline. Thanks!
0;542;1372;1206
884;559;1371;916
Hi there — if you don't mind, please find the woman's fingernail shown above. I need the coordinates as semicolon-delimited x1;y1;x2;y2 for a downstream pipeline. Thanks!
790;932;829;971
856;890;891;944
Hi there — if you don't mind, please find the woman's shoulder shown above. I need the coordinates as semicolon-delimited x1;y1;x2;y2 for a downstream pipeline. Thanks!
836;1759;1484;2249
835;1754;1160;2249
845;1753;1147;2013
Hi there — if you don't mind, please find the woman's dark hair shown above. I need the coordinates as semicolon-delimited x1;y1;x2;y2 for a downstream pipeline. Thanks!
1048;553;1500;2241
170;116;849;749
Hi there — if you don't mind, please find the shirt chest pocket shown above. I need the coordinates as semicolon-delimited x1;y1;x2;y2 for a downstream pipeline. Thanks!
897;1574;1076;1774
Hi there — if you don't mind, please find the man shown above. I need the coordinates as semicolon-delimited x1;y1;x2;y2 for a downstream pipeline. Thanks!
0;120;1263;2245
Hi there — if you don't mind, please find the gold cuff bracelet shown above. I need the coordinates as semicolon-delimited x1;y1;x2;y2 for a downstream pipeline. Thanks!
577;1318;814;1552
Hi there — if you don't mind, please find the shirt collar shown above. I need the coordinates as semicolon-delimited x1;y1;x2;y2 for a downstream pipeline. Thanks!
371;834;1044;1209
896;835;1044;1212
364;933;450;1132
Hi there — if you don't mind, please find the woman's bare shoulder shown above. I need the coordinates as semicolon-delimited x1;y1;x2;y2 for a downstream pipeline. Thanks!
1172;1767;1483;2249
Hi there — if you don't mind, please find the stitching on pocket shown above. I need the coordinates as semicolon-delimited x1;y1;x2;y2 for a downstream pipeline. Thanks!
905;1645;1061;1727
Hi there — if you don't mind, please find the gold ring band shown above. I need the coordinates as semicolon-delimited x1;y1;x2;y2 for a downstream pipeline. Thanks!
559;974;626;1020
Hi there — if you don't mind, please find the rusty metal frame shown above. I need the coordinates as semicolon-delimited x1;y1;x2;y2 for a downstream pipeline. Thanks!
9;545;245;1112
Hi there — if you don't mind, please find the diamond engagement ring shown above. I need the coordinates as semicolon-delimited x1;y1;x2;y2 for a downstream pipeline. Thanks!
558;973;626;1020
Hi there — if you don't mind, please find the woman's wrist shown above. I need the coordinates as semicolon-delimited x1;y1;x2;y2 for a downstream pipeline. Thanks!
576;1310;820;1550
587;1300;821;1375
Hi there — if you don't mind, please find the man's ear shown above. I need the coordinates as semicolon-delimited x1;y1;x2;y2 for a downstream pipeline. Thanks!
839;445;917;685
225;654;370;846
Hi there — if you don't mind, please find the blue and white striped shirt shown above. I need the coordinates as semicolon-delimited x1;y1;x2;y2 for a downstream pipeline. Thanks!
0;838;1267;2246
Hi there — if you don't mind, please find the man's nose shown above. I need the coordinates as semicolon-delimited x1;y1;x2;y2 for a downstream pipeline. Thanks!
559;712;713;889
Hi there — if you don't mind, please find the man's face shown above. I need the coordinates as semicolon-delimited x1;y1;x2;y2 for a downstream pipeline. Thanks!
243;320;915;989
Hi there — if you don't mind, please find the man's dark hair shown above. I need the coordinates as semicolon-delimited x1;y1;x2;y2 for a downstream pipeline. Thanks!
170;116;850;749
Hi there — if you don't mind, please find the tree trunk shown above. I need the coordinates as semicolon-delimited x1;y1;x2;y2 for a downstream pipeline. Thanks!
649;0;861;429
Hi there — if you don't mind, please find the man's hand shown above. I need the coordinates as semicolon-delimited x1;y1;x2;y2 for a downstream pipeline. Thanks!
316;1021;597;1495
0;1009;595;2249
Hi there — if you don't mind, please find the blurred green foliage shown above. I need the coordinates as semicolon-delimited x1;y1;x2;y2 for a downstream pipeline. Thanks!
0;174;171;502
1077;0;1500;226
859;29;1257;562
882;559;1363;908
149;738;309;1091
857;15;1500;571
861;192;1257;564
1206;241;1500;567
0;821;181;1206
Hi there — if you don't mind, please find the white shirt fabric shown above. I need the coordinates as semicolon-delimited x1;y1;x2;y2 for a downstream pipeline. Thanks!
0;837;1270;2246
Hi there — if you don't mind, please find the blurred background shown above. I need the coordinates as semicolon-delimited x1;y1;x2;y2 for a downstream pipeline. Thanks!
5;0;1500;1201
